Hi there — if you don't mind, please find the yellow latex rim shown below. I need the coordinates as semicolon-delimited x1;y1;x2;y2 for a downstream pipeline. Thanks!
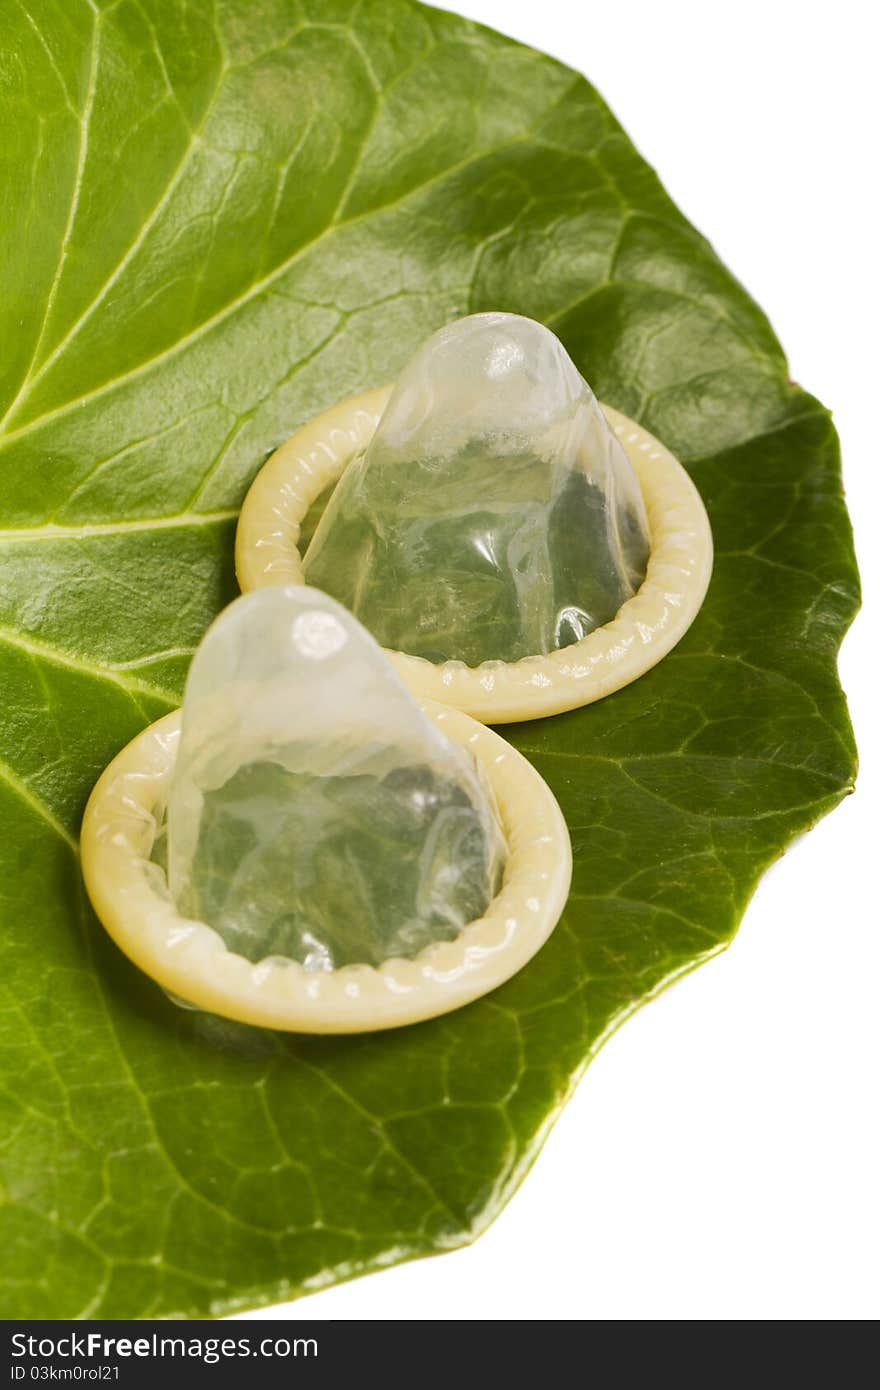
81;703;572;1034
236;386;713;723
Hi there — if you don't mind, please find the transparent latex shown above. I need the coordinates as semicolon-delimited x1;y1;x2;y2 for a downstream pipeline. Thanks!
303;312;650;666
163;587;506;970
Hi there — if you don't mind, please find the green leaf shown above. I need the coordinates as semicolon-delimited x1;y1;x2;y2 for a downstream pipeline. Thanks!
0;0;857;1319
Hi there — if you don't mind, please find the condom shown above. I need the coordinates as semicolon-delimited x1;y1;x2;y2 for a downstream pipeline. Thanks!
235;316;712;723
80;587;571;1032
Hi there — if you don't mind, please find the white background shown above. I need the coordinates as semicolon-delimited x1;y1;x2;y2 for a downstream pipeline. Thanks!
236;0;878;1321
